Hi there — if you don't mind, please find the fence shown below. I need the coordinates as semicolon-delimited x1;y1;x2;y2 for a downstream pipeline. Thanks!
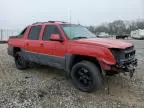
0;29;20;41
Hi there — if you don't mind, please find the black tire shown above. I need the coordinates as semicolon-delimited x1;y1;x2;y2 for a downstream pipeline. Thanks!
14;52;28;70
71;61;103;92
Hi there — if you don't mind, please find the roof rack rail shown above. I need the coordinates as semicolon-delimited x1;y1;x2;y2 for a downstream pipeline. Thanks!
32;21;68;25
32;22;47;25
48;21;68;23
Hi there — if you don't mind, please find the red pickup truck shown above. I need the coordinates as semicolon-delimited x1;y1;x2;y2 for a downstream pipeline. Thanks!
8;21;137;92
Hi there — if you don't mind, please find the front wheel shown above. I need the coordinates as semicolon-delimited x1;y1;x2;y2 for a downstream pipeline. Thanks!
14;52;28;70
71;61;103;92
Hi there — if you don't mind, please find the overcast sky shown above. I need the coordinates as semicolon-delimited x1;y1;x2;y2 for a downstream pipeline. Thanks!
0;0;144;29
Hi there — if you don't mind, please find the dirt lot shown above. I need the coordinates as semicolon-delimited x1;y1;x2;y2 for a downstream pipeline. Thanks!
0;40;144;108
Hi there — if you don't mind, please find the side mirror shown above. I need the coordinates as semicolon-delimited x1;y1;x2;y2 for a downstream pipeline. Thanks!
50;34;63;42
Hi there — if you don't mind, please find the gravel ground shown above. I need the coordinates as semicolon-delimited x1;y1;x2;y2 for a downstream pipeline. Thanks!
0;40;144;108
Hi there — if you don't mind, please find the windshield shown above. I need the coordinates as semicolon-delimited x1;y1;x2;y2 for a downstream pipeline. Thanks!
61;24;96;39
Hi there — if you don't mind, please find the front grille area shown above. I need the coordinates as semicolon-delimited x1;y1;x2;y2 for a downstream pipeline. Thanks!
110;46;137;74
111;45;136;64
122;46;135;62
125;50;135;59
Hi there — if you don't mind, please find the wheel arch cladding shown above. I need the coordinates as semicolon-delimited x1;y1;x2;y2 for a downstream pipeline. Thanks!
13;47;21;56
65;54;102;76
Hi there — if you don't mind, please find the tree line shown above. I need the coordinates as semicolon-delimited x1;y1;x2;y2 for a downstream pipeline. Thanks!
87;19;144;35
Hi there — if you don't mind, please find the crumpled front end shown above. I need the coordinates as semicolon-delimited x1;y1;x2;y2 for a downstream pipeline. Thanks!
102;45;137;77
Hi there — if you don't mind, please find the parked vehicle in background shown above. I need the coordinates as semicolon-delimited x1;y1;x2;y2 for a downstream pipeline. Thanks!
7;21;137;92
97;32;109;38
116;34;129;39
131;29;144;39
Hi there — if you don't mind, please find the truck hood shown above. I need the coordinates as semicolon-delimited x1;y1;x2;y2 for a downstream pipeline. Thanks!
75;38;133;49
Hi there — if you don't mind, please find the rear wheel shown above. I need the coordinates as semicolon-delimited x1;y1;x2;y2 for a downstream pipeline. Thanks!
71;61;103;92
14;52;28;70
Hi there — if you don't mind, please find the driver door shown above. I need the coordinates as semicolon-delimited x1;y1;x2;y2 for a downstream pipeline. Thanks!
39;25;61;66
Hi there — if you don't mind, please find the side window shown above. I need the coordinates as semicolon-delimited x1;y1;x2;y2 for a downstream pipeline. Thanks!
43;25;60;40
28;26;41;40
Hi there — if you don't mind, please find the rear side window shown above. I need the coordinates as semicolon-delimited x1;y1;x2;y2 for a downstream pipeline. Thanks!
28;26;41;40
43;25;60;40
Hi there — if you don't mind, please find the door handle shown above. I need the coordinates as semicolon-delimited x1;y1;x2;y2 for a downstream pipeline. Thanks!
40;43;44;47
26;42;29;46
